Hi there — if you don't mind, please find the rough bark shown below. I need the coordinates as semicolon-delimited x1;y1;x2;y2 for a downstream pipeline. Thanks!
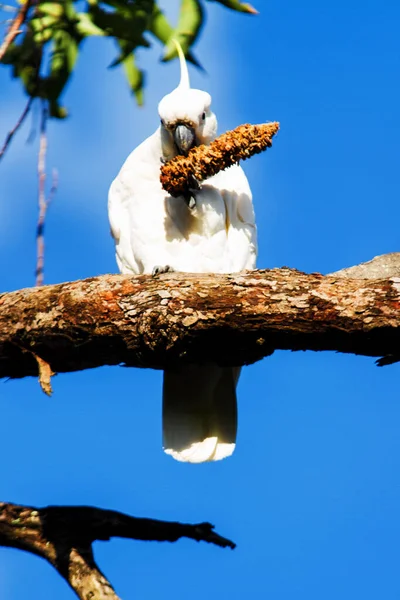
331;252;400;280
0;254;399;385
0;502;234;600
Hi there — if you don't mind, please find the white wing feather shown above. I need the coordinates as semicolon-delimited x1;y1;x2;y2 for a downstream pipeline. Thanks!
109;130;256;275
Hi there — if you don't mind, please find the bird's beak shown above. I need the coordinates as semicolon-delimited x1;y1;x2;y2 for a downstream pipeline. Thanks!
174;123;196;156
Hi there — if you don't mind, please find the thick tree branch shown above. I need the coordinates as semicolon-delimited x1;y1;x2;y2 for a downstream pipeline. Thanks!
0;255;399;383
0;502;234;600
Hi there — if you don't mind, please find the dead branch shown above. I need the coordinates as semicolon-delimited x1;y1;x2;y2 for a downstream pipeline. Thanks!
36;103;57;287
0;96;33;162
160;122;279;197
0;0;32;61
36;103;47;285
0;502;234;600
0;254;399;385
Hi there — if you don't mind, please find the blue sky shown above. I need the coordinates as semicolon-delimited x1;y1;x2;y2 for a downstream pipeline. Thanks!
1;1;400;598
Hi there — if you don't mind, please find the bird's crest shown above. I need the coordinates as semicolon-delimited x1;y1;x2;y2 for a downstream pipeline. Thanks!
172;39;190;90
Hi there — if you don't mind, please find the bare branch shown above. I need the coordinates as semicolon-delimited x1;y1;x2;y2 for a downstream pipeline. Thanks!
36;103;57;286
0;96;33;162
0;256;399;383
0;0;32;61
0;4;19;13
0;502;235;600
36;103;47;286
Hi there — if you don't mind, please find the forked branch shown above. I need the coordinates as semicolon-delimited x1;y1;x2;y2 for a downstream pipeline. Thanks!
0;502;235;600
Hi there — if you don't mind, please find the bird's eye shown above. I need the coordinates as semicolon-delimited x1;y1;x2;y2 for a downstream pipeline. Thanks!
201;112;206;121
160;119;165;126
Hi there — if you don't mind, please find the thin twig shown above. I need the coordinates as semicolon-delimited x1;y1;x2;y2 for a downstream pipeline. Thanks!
0;0;32;62
36;103;56;286
36;103;47;286
0;5;19;13
0;96;33;162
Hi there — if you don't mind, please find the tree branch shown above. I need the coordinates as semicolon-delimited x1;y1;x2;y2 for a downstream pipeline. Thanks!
0;0;32;62
0;96;33;162
36;103;57;287
0;254;399;384
0;502;235;600
331;252;400;280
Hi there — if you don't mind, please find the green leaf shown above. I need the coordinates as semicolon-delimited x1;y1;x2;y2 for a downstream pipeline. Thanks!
63;0;77;22
8;32;42;96
109;41;135;68
162;0;204;61
32;28;56;44
206;0;258;14
49;99;68;118
117;41;144;106
43;29;79;106
30;14;58;43
19;65;39;95
36;2;64;19
0;43;22;65
149;3;202;68
88;2;150;45
102;0;154;13
75;12;105;37
30;14;58;33
148;4;171;42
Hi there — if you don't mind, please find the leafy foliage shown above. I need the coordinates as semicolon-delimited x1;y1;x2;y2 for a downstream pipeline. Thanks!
0;0;257;118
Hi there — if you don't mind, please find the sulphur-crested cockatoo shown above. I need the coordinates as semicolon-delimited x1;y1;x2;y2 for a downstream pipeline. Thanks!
108;42;257;463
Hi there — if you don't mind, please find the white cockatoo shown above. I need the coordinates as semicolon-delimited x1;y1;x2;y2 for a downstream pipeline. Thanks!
108;42;257;463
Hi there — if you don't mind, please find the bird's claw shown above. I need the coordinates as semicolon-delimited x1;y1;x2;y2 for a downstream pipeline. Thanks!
186;195;196;209
188;173;201;192
152;265;175;277
184;174;202;209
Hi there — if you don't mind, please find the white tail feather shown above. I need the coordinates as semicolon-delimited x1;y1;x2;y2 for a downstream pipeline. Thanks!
164;438;236;463
162;364;240;463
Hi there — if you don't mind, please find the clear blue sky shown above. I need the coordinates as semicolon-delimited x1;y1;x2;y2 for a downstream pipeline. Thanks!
1;1;400;598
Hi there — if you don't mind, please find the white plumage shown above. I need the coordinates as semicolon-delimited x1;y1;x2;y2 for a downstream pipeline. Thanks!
108;42;257;463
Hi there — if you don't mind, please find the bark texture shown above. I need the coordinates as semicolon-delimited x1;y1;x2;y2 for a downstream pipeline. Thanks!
0;502;234;600
0;257;400;384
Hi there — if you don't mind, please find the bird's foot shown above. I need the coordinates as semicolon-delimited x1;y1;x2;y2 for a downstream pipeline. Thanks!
152;265;175;277
188;173;201;192
184;173;202;209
